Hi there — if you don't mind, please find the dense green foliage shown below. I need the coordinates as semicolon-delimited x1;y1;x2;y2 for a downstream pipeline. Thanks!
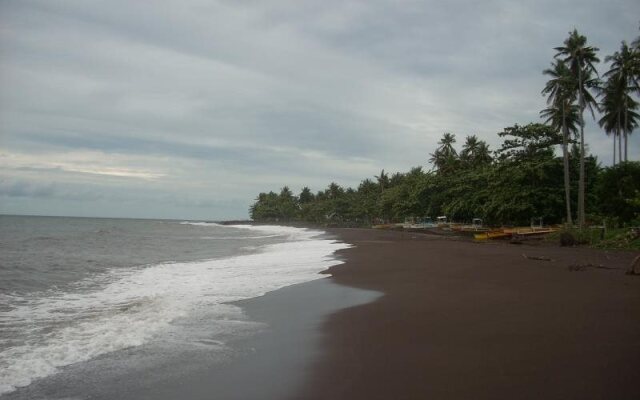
595;162;640;223
251;124;635;227
250;30;640;229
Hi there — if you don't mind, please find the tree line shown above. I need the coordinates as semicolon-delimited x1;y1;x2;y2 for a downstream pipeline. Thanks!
250;29;640;228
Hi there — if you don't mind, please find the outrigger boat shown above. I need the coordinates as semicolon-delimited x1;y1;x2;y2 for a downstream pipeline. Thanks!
474;230;510;240
457;218;490;234
404;217;437;229
504;226;559;236
390;214;561;240
395;216;453;235
474;218;560;241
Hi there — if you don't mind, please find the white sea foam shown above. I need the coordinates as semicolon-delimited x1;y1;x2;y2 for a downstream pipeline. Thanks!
200;234;282;240
179;221;223;226
0;225;347;395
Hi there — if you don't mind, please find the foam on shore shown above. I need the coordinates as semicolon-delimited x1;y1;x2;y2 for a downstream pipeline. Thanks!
0;225;347;395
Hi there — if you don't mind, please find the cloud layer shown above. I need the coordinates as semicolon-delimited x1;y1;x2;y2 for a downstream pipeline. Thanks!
1;0;639;219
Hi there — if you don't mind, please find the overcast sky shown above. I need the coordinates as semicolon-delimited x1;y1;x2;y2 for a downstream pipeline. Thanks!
1;0;639;220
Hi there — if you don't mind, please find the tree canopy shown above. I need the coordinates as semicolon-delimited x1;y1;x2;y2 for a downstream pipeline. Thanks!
250;29;640;228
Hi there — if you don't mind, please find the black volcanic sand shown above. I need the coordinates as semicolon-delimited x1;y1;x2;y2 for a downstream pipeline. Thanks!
4;228;639;400
140;278;379;400
296;228;640;400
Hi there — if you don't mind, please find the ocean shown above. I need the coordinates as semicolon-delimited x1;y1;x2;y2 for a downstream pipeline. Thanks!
0;215;348;397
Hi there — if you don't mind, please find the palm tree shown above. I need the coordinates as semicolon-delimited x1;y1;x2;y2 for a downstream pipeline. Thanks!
600;81;640;161
374;169;389;193
460;135;492;167
604;41;639;162
629;34;640;92
475;141;492;165
598;73;624;165
554;29;600;228
438;132;457;158
429;132;458;173
541;59;580;225
299;186;314;204
460;135;479;164
326;182;344;199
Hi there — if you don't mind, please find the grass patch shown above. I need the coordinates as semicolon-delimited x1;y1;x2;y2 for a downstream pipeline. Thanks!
593;227;640;250
546;227;640;250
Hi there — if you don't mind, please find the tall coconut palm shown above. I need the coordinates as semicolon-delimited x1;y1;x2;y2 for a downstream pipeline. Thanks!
461;135;492;167
374;169;389;193
554;29;600;228
598;75;623;165
599;75;640;162
429;132;458;173
460;135;479;165
629;35;640;92
437;132;457;157
475;141;492;166
604;41;639;162
541;59;580;225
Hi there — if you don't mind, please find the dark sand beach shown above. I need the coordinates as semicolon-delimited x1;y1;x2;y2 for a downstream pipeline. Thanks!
297;228;640;400
4;227;638;400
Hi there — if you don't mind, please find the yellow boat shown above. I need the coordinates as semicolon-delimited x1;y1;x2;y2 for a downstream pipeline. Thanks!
503;226;559;236
474;230;509;240
474;225;560;241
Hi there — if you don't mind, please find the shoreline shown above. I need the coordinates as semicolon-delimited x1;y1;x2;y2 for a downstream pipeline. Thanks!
3;226;638;399
1;278;379;400
295;228;640;399
0;226;371;400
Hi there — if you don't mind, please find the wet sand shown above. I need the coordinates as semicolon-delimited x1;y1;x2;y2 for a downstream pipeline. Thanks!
297;228;640;400
1;278;378;400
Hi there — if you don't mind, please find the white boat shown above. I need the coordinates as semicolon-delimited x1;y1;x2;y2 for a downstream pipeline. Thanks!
403;217;438;230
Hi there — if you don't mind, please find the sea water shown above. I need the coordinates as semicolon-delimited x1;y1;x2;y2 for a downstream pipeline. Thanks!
0;216;348;396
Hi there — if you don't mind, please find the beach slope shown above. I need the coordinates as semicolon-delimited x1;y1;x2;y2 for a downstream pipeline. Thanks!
299;228;640;400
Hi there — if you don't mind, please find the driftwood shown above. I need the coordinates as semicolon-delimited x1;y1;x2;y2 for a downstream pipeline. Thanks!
627;255;640;275
568;263;620;272
522;254;553;262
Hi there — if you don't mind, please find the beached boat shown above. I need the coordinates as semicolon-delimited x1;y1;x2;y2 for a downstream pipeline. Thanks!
436;216;448;227
505;226;559;236
474;217;561;240
503;218;560;237
474;224;560;241
399;216;455;235
474;230;510;240
508;218;560;236
403;217;437;230
458;218;490;234
432;216;457;232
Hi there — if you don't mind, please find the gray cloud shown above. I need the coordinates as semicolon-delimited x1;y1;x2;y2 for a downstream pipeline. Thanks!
0;179;56;198
1;0;639;219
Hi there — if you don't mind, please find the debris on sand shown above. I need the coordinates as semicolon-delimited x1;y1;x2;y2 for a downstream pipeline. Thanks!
522;254;553;261
568;263;620;272
626;255;640;275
